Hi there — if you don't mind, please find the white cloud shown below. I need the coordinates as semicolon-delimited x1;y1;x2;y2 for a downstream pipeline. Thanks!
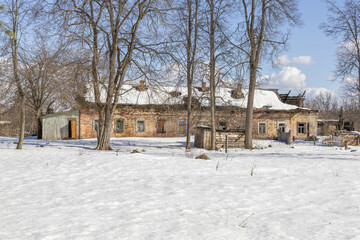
327;75;336;81
276;55;315;66
266;67;306;90
305;87;338;99
344;76;357;85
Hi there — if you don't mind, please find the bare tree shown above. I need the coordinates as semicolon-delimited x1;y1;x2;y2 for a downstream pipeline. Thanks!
168;0;201;149
1;0;34;149
233;0;300;149
53;0;169;150
184;0;199;150
206;0;216;150
305;92;338;119
204;0;232;150
19;31;76;139
321;0;360;107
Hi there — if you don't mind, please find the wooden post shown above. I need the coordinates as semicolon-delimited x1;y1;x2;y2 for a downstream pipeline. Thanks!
277;129;280;141
287;130;291;145
345;141;348;150
225;134;228;153
314;138;316;145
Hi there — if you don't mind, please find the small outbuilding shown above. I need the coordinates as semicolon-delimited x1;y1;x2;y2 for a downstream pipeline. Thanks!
195;126;245;149
41;110;79;140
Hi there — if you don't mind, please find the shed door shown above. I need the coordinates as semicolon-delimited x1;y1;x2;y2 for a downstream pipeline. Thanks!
68;119;77;139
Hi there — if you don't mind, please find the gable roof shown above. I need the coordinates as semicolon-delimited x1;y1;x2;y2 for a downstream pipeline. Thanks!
85;84;301;111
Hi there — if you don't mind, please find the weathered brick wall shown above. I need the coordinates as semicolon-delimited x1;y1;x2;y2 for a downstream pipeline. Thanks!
252;111;293;139
290;111;318;140
79;106;189;138
341;133;360;146
79;108;98;139
79;106;318;140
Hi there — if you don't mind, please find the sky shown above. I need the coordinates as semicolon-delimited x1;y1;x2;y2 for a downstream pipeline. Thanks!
262;0;341;98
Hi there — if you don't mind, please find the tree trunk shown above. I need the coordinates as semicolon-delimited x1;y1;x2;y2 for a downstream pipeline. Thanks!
36;108;42;139
16;97;25;149
245;64;257;149
185;0;198;150
209;0;216;150
95;106;113;150
186;86;193;149
11;13;25;150
358;67;360;108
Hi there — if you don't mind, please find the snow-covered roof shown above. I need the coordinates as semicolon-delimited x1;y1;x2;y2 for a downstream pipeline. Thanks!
85;84;302;111
318;119;339;122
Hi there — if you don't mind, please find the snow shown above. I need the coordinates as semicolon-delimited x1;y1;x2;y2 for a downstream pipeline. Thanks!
1;137;360;239
85;84;300;110
318;119;339;122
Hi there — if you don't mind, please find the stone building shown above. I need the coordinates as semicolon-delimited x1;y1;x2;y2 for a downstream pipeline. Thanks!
42;81;318;140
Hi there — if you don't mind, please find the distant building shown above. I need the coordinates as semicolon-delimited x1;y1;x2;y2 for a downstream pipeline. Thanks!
41;81;318;141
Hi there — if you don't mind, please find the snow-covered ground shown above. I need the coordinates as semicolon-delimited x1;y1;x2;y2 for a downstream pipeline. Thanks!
1;137;360;240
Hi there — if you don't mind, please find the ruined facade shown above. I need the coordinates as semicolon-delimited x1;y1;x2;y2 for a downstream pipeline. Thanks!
42;82;319;141
279;91;305;107
43;105;317;141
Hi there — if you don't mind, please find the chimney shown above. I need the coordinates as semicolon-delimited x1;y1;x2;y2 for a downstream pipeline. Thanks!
231;83;244;99
139;80;146;91
201;82;207;92
298;94;304;107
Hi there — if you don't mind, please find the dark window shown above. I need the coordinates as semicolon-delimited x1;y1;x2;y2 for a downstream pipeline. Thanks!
136;120;145;132
93;119;99;132
298;123;306;134
178;120;187;134
258;122;267;134
278;122;286;133
156;120;167;133
114;119;124;132
218;121;227;130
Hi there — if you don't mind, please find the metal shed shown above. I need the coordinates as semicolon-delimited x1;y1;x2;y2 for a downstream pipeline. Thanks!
41;110;80;140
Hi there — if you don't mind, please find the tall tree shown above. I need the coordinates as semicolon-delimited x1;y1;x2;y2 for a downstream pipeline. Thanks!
1;0;33;149
184;0;199;150
234;0;300;149
207;0;216;150
169;0;201;149
53;0;167;150
321;0;360;107
20;31;74;139
204;0;231;150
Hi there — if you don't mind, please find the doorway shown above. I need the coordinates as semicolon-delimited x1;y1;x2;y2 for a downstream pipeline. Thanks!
68;118;77;139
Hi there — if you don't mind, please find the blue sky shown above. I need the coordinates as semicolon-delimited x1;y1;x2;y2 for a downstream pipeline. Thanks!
262;0;341;96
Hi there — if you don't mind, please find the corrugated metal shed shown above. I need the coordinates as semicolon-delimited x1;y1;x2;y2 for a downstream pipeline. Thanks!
42;110;79;140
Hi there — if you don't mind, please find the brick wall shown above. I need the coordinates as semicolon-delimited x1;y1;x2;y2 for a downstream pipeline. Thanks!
79;106;318;140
